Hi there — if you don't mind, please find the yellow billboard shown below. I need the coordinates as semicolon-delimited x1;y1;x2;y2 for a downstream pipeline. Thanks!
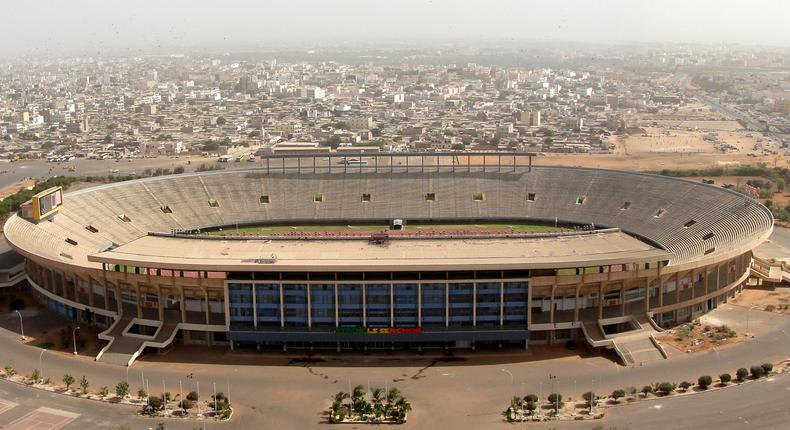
31;186;63;220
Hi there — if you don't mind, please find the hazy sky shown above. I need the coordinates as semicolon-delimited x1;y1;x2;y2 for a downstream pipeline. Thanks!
3;0;789;56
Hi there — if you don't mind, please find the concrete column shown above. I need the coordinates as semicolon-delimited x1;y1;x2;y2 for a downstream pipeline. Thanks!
203;288;210;325
252;284;258;329
675;272;681;304
574;283;581;322
549;285;556;325
390;283;395;327
472;282;477;327
444;283;449;328
619;284;626;316
180;286;186;323
597;282;605;319
158;285;164;321
335;284;340;327
88;277;95;307
416;283;421;328
362;284;367;328
306;284;312;328
500;281;505;327
644;278;650;313
136;283;143;319
279;284;285;328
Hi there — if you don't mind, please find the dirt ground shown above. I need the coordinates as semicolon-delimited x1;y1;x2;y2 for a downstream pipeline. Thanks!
0;178;35;199
730;287;790;314
658;320;746;354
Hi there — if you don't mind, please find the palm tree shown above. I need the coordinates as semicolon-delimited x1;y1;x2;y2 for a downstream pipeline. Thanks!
395;396;412;422
371;388;385;419
386;387;401;404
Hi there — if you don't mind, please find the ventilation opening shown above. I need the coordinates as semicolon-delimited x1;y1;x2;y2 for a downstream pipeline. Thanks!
653;208;666;218
65;238;78;246
208;198;220;208
704;247;716;255
313;193;323;203
361;193;371;202
621;201;631;210
160;205;172;214
473;192;485;201
527;192;536;202
260;195;271;204
118;214;131;222
684;219;696;228
425;193;436;201
85;225;98;233
576;195;586;205
702;232;715;240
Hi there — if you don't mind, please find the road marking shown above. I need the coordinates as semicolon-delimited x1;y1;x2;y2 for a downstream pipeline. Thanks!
0;398;18;414
2;407;79;430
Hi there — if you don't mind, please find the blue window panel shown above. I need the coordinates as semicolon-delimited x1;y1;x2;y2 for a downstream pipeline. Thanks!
283;284;307;327
255;284;280;325
338;284;363;327
311;284;335;327
393;284;418;327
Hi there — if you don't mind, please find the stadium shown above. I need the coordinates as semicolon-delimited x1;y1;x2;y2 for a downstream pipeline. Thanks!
2;152;773;366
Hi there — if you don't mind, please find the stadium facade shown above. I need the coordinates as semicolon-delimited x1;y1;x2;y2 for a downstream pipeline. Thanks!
2;153;772;365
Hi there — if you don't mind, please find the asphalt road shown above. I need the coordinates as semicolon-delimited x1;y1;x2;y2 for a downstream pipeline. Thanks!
1;301;789;429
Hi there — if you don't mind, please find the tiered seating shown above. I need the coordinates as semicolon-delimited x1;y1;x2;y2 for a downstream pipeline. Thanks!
4;166;773;269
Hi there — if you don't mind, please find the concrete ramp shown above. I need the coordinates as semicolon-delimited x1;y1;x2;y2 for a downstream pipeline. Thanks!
96;317;180;366
582;315;667;366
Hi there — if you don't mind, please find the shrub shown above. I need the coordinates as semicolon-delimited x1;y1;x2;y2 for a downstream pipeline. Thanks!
523;394;538;403
186;391;199;401
582;391;596;407
138;388;147;399
179;399;195;411
697;375;712;389
147;396;164;411
678;381;692;391
736;368;749;382
611;389;626;402
116;381;129;398
657;382;676;395
62;374;75;390
547;393;563;411
31;369;40;382
99;386;109;397
719;373;732;384
626;386;637;396
641;385;654;396
750;365;766;379
761;363;773;374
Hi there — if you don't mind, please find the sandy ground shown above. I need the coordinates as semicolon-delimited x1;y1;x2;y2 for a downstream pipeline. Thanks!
658;320;746;354
0;179;35;199
730;287;790;314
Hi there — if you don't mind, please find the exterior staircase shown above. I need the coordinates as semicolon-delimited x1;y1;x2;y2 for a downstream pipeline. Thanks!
96;316;181;367
581;314;667;366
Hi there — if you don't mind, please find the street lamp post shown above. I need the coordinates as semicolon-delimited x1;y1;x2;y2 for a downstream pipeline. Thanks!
14;310;25;340
72;326;81;355
38;349;46;383
549;374;558;415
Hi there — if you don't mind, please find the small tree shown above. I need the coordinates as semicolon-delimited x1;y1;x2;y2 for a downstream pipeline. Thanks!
611;389;626;403
698;375;712;389
719;373;732;385
79;376;89;394
31;369;41;383
761;363;773;374
547;393;563;413
138;388;147;399
186;391;199;401
679;381;693;391
750;365;766;379
99;386;109;398
736;368;749;382
116;381;130;398
626;386;637;398
62;374;75;391
179;399;195;412
3;364;14;376
523;394;539;404
657;382;676;395
641;385;654;397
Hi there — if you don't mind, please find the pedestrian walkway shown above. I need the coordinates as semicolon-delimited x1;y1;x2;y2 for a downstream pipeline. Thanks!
2;406;79;430
582;314;667;365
